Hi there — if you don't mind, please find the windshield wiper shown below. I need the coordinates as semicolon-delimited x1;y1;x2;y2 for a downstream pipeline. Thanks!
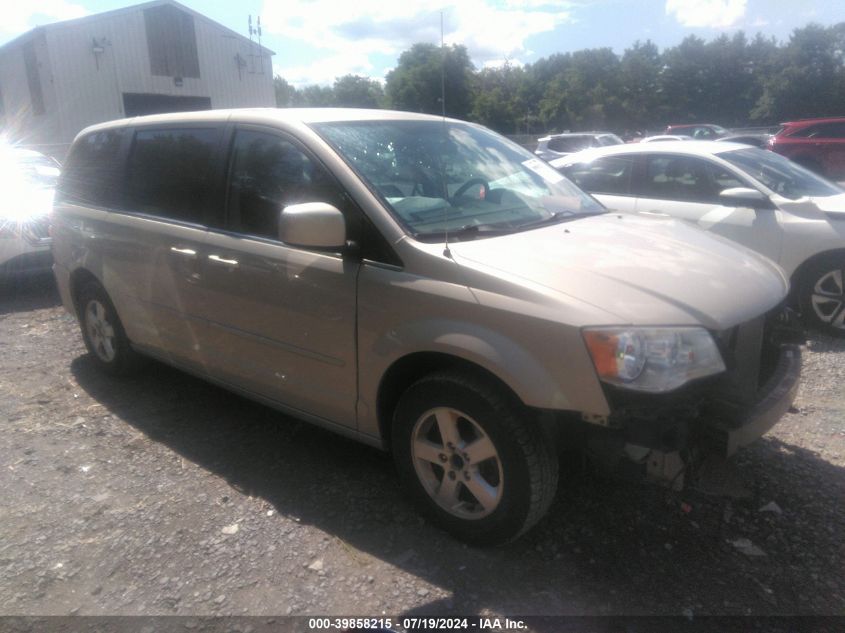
516;209;601;230
415;223;515;242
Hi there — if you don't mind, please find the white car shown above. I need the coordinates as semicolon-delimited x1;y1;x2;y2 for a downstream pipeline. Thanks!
551;142;845;336
535;132;623;161
0;149;58;278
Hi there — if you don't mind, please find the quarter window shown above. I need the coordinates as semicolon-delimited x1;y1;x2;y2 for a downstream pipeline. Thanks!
225;129;343;240
124;127;219;223
60;129;126;207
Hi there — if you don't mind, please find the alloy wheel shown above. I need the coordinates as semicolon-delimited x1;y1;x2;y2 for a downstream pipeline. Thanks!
811;268;845;331
411;407;504;520
85;299;117;362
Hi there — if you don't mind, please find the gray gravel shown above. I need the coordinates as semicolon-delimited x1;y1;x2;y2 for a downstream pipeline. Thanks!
0;276;843;617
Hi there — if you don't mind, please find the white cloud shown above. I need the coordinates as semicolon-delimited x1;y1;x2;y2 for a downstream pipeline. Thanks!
482;58;525;69
0;0;88;35
273;51;374;87
665;0;746;28
263;0;572;85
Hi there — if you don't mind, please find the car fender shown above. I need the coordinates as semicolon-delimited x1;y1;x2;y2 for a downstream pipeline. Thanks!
356;316;611;440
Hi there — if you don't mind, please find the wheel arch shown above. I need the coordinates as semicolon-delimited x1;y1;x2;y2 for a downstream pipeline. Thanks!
68;267;103;317
790;248;845;303
376;352;525;451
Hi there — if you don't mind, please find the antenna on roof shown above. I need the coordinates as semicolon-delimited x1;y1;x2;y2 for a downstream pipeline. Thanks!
440;10;451;259
257;16;263;74
248;15;256;73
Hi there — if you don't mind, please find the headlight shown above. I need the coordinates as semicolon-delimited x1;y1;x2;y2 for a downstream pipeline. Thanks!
582;327;726;393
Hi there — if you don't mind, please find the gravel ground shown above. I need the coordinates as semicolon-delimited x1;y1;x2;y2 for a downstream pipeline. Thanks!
1;276;843;619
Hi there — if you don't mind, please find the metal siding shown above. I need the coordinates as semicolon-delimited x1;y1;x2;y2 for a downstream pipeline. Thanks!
0;47;37;140
4;3;274;149
143;5;200;78
193;18;274;108
0;31;61;149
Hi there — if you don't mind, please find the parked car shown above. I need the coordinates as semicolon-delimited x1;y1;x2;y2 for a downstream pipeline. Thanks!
53;109;800;544
552;142;845;335
535;132;623;161
664;124;730;140
639;135;693;143
0;148;59;278
768;117;845;180
717;133;772;149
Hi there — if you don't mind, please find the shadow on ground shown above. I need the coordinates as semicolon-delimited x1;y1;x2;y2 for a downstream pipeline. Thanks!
0;274;61;315
69;352;845;623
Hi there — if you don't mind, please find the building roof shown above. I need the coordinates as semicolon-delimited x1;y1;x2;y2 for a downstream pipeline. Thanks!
0;0;274;55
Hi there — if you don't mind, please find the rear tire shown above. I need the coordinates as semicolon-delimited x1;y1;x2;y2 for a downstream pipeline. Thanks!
799;255;845;337
78;281;144;375
392;371;558;545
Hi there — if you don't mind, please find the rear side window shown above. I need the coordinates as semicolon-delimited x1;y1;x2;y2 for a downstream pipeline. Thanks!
782;123;845;138
124;127;219;224
60;129;125;207
564;156;634;195
810;122;845;139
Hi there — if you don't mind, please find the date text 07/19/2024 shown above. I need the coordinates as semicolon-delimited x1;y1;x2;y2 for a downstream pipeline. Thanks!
307;617;528;631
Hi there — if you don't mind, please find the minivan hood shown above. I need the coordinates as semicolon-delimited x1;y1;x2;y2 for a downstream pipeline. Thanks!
450;213;788;330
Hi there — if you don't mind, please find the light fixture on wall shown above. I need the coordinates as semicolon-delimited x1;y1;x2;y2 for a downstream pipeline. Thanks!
234;53;246;80
174;76;183;87
91;37;108;70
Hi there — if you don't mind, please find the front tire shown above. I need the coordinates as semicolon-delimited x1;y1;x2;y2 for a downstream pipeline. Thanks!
392;371;559;545
78;281;143;375
799;255;845;337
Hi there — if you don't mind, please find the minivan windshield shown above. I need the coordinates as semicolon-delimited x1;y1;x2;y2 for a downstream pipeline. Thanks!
313;120;604;241
719;147;841;200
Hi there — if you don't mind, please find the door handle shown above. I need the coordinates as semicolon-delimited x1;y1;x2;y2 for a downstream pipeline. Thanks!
208;254;239;267
170;246;197;257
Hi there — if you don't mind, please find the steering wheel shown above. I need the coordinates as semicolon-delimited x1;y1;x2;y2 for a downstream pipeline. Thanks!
452;178;490;200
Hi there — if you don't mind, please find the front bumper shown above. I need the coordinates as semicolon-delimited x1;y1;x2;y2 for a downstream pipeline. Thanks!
710;343;801;456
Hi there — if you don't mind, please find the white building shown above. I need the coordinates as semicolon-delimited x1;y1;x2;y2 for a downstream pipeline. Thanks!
0;0;275;158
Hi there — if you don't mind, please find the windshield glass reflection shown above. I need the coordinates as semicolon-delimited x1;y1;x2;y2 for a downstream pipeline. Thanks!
720;148;841;200
313;120;604;241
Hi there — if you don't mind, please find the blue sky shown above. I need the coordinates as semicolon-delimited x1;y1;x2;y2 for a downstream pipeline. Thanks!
3;0;845;86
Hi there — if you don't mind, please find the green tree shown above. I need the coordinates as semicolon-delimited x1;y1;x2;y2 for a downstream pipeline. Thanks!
274;76;299;107
619;41;665;130
298;85;336;107
385;43;475;119
752;24;845;122
470;62;527;133
332;75;385;108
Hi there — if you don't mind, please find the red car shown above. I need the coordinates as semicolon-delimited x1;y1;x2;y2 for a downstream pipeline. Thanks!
664;123;729;139
768;117;845;180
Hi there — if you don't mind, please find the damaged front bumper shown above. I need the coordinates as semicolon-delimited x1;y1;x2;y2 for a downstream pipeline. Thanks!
576;308;804;489
709;344;801;457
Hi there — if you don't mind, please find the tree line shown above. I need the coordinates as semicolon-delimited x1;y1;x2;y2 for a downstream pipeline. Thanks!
274;22;845;135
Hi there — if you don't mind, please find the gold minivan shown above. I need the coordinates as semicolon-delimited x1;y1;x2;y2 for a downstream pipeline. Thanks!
52;108;801;544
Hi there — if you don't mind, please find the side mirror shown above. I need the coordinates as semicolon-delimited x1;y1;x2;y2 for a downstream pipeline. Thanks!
279;202;346;250
719;187;770;208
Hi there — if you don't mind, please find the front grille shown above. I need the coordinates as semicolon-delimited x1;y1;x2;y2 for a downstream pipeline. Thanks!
713;304;796;407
